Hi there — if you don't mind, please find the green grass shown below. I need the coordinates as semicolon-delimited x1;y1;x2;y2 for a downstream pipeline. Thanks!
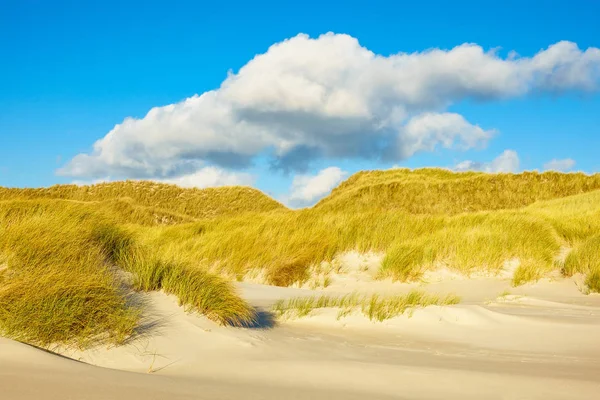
272;290;461;321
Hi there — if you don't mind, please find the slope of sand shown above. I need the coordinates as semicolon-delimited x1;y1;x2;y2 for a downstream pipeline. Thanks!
2;272;600;399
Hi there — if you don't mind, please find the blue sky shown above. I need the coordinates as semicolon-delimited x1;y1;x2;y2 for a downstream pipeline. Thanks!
1;0;599;206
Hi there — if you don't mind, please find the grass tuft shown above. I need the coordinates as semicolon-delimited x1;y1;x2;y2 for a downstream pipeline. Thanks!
563;234;600;293
272;290;460;321
0;201;139;347
0;199;255;347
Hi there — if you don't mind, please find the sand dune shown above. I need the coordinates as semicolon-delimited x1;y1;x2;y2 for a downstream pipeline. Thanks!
2;277;600;400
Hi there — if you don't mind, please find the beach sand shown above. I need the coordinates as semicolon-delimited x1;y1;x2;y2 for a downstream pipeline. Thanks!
2;271;600;399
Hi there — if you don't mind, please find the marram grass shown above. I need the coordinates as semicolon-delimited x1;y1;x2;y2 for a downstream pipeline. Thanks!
2;168;600;347
0;199;254;347
0;201;139;347
0;180;284;220
563;234;600;293
272;290;461;321
317;168;600;215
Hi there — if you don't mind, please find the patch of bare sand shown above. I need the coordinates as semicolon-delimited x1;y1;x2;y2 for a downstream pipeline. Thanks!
2;276;600;399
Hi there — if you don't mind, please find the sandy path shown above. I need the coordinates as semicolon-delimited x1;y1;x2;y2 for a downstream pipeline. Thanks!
2;278;600;399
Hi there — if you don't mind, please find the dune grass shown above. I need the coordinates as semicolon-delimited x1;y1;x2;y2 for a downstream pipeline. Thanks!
118;170;600;290
563;234;600;293
379;211;560;286
0;180;284;220
317;168;600;215
0;199;254;347
133;209;442;285
272;290;461;321
0;200;139;347
2;169;600;346
134;205;564;287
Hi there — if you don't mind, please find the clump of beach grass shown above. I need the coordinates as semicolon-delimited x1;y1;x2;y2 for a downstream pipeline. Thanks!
0;199;255;347
272;290;460;321
91;223;257;326
563;234;600;293
0;200;139;347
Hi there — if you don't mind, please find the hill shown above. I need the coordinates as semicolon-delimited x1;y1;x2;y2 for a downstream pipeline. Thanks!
2;170;600;348
0;181;285;220
315;168;600;214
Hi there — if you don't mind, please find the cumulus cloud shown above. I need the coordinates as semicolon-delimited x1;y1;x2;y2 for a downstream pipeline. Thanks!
543;158;576;172
58;33;600;181
158;167;255;188
455;150;520;173
283;166;347;208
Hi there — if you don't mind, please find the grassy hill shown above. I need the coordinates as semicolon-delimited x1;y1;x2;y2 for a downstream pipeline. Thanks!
0;180;285;220
136;170;600;290
2;170;600;348
316;168;600;214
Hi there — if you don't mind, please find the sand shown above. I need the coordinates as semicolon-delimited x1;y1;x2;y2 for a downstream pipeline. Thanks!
2;267;600;399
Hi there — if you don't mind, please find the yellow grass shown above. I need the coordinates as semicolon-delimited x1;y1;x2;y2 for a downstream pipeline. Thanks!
0;180;284;220
2;168;600;346
563;234;600;293
272;290;461;321
126;173;600;289
317;168;600;214
0;200;139;347
0;199;254;347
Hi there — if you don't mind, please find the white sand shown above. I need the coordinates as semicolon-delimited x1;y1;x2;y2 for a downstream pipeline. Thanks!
2;272;600;399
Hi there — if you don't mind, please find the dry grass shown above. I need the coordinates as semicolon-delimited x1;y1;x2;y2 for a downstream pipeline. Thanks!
137;206;564;287
3;169;600;346
380;211;559;286
0;199;254;347
85;222;256;326
133;188;600;290
0;180;284;220
272;290;460;321
563;234;600;293
0;200;139;347
317;168;600;215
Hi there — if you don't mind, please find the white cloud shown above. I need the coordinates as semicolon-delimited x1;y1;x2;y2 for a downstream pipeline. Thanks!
400;112;494;158
455;150;520;173
284;167;347;208
158;167;255;188
58;33;600;181
543;158;576;172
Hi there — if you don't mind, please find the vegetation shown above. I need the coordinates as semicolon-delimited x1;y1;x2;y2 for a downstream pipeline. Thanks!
0;200;138;347
272;290;461;321
0;180;284;220
0;199;254;347
316;168;600;214
2;168;600;346
563;234;600;293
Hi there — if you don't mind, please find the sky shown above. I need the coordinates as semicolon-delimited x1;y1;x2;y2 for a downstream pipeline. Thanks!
1;0;599;207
